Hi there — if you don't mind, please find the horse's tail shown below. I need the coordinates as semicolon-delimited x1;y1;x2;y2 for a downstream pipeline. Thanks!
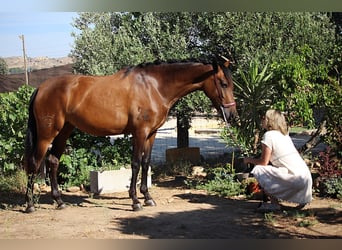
23;89;39;173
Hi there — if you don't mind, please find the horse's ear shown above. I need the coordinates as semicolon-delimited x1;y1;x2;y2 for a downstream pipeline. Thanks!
223;60;230;68
212;60;218;73
220;55;230;68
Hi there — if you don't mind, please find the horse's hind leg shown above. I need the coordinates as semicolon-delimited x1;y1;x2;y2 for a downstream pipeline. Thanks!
47;123;74;209
25;139;51;213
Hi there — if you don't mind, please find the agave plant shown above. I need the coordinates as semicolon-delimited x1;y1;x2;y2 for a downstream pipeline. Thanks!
223;59;277;155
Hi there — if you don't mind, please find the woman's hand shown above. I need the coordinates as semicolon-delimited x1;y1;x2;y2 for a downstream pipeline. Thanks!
243;144;272;166
243;157;251;165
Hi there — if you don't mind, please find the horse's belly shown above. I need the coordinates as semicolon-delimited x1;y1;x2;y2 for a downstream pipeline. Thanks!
69;107;129;136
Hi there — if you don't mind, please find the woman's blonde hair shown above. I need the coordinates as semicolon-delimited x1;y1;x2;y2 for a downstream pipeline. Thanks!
264;109;289;135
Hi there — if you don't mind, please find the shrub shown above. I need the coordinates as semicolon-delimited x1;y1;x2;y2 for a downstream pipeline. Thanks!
0;169;27;193
58;148;96;187
319;177;342;199
58;131;132;187
0;84;132;188
0;85;35;174
315;147;342;179
229;60;276;155
190;163;245;197
314;146;342;199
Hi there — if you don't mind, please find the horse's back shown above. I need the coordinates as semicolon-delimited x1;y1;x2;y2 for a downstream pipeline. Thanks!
34;74;134;136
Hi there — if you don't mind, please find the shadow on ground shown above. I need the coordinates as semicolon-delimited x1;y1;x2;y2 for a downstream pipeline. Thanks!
0;178;340;239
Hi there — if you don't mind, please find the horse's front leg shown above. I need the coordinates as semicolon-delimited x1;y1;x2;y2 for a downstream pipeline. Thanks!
140;134;156;207
141;160;156;207
129;136;143;211
129;158;142;211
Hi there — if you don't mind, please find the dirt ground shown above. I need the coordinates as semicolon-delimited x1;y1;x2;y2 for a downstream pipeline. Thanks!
0;177;341;239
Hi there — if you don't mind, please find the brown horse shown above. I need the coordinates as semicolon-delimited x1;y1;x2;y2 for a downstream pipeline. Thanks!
23;58;236;212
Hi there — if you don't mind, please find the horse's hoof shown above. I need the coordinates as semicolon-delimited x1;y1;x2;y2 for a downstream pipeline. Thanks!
56;203;66;210
144;199;156;207
132;203;143;211
25;206;35;213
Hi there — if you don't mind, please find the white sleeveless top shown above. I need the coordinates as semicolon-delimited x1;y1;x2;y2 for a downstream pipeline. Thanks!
262;130;309;176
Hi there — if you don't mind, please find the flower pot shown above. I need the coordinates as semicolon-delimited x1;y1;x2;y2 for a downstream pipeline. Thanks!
236;172;250;182
248;182;261;194
90;167;152;194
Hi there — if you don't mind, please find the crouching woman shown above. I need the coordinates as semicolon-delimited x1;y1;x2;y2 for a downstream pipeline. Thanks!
243;109;313;212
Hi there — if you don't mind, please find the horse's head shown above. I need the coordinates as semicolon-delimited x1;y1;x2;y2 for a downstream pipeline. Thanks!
203;57;237;123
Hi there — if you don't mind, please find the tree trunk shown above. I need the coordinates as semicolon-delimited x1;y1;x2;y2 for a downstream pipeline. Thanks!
299;119;327;154
177;115;189;148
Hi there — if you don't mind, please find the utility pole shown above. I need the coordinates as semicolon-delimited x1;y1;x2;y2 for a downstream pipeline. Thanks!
19;35;28;85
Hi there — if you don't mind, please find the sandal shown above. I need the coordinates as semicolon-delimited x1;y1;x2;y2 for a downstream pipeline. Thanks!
295;203;307;210
256;202;281;212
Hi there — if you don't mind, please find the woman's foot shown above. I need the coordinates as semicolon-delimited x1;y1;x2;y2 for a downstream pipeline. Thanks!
256;202;281;212
295;203;307;210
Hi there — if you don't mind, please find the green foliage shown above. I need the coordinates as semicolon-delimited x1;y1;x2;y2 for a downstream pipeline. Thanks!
0;82;132;187
222;60;276;155
192;164;245;197
98;136;132;169
318;77;342;153
71;12;195;75
227;13;338;154
220;12;340;155
71;12;215;144
8;68;25;74
229;13;336;72
66;130;132;169
314;147;342;199
0;169;27;193
58;131;132;187
0;85;35;174
70;12;341;155
171;92;213;130
272;46;325;128
319;177;342;200
221;126;251;156
0;57;8;75
59;148;95;187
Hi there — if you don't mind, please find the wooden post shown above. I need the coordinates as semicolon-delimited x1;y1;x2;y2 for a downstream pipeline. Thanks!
19;35;28;85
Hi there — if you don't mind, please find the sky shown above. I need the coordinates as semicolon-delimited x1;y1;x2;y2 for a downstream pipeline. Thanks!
0;12;78;58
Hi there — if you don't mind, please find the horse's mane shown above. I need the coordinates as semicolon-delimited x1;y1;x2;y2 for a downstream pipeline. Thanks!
123;57;215;76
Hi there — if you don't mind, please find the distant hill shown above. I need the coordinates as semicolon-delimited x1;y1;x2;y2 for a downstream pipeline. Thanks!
0;63;74;93
4;56;73;71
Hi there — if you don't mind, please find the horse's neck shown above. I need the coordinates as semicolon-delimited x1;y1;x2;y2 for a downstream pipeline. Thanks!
158;63;212;105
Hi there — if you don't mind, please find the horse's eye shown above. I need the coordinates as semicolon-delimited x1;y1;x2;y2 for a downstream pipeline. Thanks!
221;82;228;88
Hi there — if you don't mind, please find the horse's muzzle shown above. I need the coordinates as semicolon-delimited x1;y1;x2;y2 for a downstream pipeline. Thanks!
221;104;237;124
222;102;236;108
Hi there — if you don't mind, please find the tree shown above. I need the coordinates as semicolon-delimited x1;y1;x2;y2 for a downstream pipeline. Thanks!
0;57;8;75
70;12;340;154
71;12;213;148
223;13;339;155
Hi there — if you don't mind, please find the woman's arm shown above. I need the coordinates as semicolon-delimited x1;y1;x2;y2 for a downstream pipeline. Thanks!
243;143;272;166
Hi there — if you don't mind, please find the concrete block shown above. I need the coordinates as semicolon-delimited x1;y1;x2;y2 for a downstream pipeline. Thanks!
90;167;152;194
165;147;201;164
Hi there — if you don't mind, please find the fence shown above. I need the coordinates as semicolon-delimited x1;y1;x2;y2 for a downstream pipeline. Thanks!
150;116;232;164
